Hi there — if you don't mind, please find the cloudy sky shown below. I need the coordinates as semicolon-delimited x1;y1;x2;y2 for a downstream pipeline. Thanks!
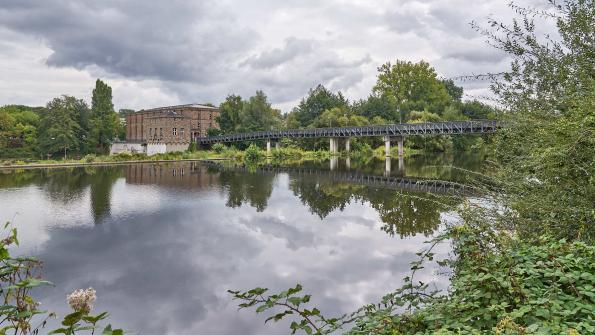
0;0;528;112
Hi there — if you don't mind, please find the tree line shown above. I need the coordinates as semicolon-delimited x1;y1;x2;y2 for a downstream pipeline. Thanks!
215;60;498;152
0;79;122;159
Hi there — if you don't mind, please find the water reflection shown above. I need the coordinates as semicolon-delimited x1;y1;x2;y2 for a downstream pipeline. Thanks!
0;156;482;335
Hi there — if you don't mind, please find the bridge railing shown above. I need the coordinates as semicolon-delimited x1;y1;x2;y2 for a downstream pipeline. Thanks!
195;120;499;144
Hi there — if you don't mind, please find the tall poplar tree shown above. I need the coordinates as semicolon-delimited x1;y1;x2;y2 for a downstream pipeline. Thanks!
89;79;118;153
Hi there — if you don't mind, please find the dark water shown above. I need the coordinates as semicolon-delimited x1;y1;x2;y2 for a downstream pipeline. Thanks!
0;155;483;334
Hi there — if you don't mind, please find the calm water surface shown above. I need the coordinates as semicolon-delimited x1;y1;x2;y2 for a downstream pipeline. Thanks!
0;154;483;334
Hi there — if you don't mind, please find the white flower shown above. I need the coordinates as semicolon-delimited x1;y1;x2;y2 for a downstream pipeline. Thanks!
67;288;96;314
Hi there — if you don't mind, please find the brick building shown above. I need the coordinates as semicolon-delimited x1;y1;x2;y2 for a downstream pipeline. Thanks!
125;104;220;143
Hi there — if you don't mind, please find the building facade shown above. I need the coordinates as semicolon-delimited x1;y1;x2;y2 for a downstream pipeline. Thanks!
125;104;220;143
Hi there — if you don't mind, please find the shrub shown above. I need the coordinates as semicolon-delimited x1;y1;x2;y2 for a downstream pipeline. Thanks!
187;142;198;152
244;144;263;162
212;143;227;154
83;154;96;163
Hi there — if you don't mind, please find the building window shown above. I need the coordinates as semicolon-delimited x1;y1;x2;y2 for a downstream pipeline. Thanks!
180;128;184;136
160;128;163;137
173;128;177;136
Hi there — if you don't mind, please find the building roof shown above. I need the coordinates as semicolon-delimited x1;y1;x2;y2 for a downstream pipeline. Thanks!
139;103;218;113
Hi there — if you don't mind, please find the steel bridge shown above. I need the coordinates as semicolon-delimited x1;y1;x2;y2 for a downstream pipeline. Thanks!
202;161;478;196
195;120;499;145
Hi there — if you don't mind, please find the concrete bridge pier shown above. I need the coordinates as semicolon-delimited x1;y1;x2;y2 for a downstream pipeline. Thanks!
329;138;339;155
345;138;351;153
266;139;272;156
276;141;280;151
346;157;351;170
397;136;404;157
383;136;391;157
383;136;405;157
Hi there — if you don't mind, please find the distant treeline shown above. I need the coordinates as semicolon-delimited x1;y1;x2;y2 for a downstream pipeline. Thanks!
1;60;497;159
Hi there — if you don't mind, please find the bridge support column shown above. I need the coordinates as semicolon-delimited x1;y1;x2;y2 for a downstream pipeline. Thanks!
266;140;271;156
275;141;280;151
397;137;404;157
329;138;339;155
346;157;351;170
383;136;391;157
345;138;351;153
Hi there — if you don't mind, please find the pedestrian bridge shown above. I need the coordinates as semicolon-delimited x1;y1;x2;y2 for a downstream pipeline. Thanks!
195;119;499;156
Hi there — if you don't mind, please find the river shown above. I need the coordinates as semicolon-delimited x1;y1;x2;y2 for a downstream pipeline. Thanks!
0;154;484;334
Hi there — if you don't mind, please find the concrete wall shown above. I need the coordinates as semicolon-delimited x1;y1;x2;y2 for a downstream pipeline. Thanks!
110;143;146;155
146;143;167;156
165;143;189;153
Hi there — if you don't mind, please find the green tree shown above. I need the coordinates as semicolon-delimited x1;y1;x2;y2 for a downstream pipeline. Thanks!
460;100;497;119
89;79;118;153
440;79;464;102
217;94;244;134
294;85;349;127
373;60;452;121
352;94;397;122
38;96;86;157
477;0;595;241
239;91;280;132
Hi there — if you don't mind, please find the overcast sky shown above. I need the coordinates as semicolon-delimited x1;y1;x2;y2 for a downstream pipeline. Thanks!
0;0;537;112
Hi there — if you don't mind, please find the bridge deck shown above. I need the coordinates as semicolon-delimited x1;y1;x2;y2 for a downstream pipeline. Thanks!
196;120;499;144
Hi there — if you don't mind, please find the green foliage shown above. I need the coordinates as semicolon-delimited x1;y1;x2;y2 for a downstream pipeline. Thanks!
0;223;123;334
89;79;118;154
244;144;264;162
373;60;453;120
187;142;198;152
212;142;227;154
240;91;282;132
230;214;595;334
38;96;88;157
294;85;349;127
217;94;244;134
477;0;595;241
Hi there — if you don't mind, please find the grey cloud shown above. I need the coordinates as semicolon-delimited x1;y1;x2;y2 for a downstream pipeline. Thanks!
0;0;256;83
242;37;314;69
385;10;427;35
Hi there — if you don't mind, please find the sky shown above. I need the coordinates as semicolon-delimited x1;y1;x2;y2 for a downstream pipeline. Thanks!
0;0;538;112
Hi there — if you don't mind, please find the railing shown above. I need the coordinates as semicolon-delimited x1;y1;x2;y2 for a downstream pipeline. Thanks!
195;120;499;144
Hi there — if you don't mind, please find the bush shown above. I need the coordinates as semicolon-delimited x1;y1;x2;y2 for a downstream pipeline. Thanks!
244;144;263;162
212;143;227;154
83;154;96;163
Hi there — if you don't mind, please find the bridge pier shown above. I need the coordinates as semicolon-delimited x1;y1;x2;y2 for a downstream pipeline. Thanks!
383;136;391;157
345;138;351;153
383;136;404;157
276;141;280;151
329;138;339;155
266;140;271;156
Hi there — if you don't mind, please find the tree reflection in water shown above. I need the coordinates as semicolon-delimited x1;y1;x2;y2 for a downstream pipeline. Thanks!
0;158;474;236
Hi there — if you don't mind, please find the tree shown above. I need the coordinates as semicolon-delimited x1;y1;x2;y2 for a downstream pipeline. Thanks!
239;91;280;132
38;96;86;157
217;94;243;134
475;0;594;241
312;107;369;128
440;79;464;102
373;60;452;121
460;100;497;119
89;79;118;153
294;85;349;127
352;94;397;122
